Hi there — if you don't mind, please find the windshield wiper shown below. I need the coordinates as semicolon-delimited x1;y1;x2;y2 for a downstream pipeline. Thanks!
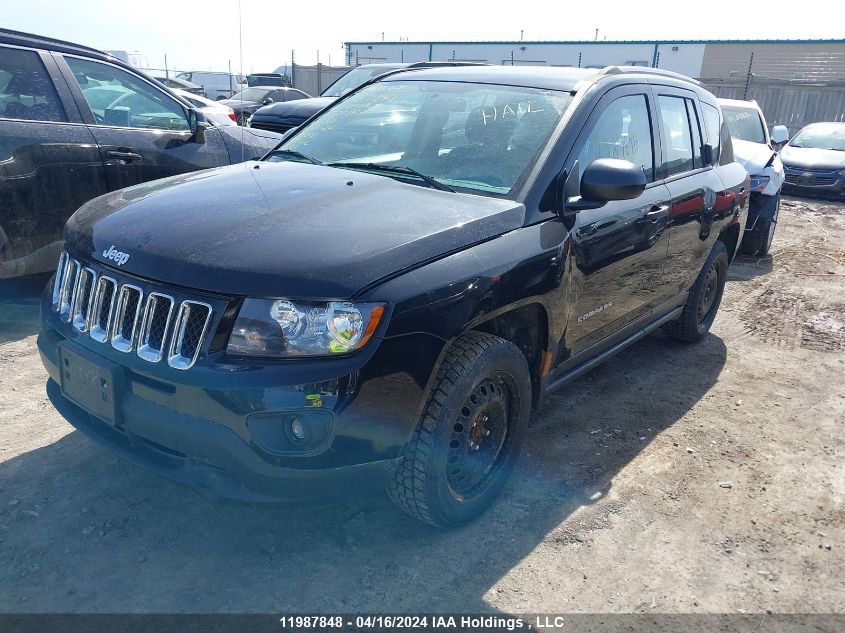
326;162;456;193
271;149;323;165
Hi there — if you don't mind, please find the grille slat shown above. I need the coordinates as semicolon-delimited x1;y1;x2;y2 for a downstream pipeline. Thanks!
71;268;97;332
51;251;69;310
89;276;117;343
111;285;143;353
137;293;174;362
51;252;213;370
168;301;212;370
58;258;80;322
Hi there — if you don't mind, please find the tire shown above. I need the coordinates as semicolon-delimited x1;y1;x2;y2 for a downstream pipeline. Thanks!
663;240;729;343
739;194;780;257
387;331;532;527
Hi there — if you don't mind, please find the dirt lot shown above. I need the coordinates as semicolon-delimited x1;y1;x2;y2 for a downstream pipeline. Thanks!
0;197;843;616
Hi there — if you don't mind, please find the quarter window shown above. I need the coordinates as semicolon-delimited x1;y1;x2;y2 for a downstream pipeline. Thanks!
577;94;655;183
0;46;66;122
686;100;704;169
65;56;189;131
701;102;722;162
658;95;695;177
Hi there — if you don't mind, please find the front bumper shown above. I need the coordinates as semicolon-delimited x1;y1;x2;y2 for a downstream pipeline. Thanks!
782;167;845;198
39;283;445;503
745;191;779;233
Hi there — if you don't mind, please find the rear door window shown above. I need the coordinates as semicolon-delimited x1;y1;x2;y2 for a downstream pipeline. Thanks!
658;95;695;177
0;46;66;122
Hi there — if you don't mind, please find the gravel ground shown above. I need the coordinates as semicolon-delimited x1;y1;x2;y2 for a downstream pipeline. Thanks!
0;197;843;615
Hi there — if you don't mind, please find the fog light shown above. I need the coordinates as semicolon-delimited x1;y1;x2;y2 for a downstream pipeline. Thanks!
289;418;306;441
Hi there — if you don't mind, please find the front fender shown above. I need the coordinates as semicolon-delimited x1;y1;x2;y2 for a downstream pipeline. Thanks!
361;220;570;345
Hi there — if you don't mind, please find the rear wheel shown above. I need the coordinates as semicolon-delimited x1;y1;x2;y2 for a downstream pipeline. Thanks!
663;241;729;343
387;331;531;527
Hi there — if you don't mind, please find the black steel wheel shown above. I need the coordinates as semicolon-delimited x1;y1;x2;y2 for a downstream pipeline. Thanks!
664;240;729;343
387;331;532;527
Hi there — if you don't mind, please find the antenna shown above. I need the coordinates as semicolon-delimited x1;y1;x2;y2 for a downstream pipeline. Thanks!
238;0;244;161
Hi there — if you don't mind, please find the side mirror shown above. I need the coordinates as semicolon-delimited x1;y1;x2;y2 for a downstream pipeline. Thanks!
187;108;210;143
702;143;715;166
771;125;789;146
262;97;274;105
564;158;647;214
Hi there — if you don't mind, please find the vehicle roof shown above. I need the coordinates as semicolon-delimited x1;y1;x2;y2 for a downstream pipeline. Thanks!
381;65;597;90
718;97;761;109
243;85;299;90
0;28;123;65
381;64;709;97
358;62;410;68
800;121;845;129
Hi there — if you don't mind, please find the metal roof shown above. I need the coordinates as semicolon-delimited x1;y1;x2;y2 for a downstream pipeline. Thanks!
346;38;845;46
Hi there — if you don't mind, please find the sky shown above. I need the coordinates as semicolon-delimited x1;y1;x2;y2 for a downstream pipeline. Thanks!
4;0;843;73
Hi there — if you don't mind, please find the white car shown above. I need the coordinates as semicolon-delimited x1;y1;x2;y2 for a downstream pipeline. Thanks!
172;89;236;127
719;98;789;256
175;71;245;100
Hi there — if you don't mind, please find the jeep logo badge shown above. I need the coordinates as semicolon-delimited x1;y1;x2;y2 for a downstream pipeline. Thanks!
102;245;130;266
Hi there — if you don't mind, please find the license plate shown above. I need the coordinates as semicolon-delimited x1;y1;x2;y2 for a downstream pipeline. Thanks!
58;341;124;425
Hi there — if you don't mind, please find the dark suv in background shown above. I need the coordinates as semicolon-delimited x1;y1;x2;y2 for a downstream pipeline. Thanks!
248;61;483;134
39;65;747;527
0;29;283;279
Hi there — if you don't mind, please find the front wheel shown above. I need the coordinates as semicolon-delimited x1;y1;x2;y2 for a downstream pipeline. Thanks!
387;331;532;527
739;194;780;257
663;240;729;343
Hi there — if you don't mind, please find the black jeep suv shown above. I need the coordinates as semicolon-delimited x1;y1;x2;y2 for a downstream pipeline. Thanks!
39;65;748;527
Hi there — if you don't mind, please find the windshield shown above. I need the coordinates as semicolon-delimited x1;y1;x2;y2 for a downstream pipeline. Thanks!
272;80;572;196
722;106;767;144
790;124;845;151
321;66;403;97
231;87;272;102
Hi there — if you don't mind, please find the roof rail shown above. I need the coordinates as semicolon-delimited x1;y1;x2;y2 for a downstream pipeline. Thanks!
599;66;702;86
0;28;116;61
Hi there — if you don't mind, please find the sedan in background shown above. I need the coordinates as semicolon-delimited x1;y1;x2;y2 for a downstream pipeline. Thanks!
719;98;788;256
172;89;236;126
781;122;845;199
155;76;205;96
220;86;310;125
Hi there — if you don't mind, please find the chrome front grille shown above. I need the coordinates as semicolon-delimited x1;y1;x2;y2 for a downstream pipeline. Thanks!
51;253;214;370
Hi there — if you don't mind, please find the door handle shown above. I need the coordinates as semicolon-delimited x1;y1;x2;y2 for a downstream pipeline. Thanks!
645;204;670;222
105;150;143;162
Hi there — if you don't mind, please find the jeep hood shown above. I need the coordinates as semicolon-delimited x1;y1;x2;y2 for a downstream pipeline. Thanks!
65;161;525;298
732;139;776;175
780;144;845;170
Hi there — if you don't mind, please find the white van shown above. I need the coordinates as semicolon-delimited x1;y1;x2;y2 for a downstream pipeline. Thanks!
176;71;246;100
105;50;150;70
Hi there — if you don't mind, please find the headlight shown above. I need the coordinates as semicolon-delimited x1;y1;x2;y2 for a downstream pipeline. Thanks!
838;169;845;177
750;175;770;192
227;299;386;357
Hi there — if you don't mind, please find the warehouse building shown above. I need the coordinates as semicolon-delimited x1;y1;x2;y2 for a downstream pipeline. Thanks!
340;39;845;133
344;39;845;81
